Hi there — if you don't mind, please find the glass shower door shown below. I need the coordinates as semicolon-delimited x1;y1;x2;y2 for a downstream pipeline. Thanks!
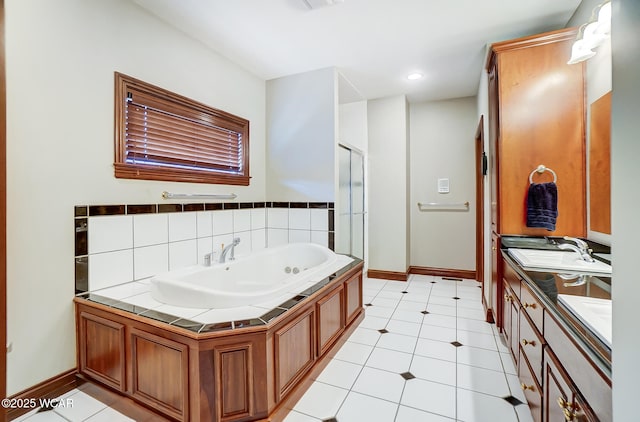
337;145;365;259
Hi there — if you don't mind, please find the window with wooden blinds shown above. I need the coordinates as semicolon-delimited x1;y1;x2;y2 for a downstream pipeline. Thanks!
114;72;250;185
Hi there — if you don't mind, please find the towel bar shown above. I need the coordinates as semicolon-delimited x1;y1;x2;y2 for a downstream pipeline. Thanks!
162;191;237;200
529;165;557;183
417;201;469;211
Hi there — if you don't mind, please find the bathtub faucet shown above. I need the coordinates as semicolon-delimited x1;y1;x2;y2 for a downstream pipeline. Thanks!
220;238;241;263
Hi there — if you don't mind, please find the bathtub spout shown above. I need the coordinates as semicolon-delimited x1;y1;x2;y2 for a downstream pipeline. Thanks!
220;238;241;263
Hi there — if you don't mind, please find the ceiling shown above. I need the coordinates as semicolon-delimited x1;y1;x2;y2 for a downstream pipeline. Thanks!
131;0;582;103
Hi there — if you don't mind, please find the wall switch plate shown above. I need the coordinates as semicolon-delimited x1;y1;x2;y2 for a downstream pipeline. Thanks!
437;178;450;193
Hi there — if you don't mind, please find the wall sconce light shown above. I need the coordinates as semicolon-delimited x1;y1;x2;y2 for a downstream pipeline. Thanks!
568;0;611;65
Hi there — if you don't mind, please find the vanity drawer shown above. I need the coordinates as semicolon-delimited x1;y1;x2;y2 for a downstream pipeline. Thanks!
519;348;542;422
520;283;544;334
519;310;544;386
544;313;611;421
503;261;522;300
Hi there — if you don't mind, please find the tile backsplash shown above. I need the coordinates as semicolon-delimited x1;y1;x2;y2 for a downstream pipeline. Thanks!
75;202;334;293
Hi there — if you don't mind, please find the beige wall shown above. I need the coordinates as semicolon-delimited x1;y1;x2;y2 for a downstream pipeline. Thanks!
611;1;640;419
409;97;478;271
367;96;409;273
5;0;266;394
266;68;337;202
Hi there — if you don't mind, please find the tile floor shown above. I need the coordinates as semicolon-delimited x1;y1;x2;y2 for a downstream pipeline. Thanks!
285;274;534;422
14;275;533;422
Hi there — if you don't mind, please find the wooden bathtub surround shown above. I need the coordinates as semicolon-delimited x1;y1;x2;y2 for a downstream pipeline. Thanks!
75;262;364;422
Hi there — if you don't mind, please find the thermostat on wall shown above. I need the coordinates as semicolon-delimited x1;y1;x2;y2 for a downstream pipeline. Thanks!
437;178;450;193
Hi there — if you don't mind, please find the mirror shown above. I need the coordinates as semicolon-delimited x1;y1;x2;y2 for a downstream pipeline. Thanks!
589;91;612;235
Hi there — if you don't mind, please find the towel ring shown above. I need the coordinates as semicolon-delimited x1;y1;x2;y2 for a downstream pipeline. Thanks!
529;165;557;183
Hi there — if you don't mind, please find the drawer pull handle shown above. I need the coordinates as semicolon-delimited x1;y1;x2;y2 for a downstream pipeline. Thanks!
523;302;537;309
520;383;535;392
563;408;578;421
521;339;536;347
557;397;569;409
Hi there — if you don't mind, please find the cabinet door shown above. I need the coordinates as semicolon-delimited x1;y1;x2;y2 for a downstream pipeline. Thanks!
543;350;597;422
491;233;501;327
502;284;511;340
544;350;572;422
509;297;520;365
488;61;499;233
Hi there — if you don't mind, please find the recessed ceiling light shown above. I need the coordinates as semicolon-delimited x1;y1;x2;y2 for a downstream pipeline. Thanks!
303;0;344;10
407;73;423;80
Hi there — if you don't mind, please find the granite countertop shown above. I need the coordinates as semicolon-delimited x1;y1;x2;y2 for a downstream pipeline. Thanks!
500;235;611;376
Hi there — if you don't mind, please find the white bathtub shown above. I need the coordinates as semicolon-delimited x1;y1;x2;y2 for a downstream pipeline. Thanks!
150;243;353;309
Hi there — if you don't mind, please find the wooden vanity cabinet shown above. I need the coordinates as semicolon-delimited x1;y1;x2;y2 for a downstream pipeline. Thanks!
486;27;587;327
491;233;501;325
487;27;586;237
502;256;610;422
502;259;522;364
544;349;596;422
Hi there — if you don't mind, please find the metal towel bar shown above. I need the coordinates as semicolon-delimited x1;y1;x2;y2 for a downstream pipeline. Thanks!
162;191;237;200
417;201;469;211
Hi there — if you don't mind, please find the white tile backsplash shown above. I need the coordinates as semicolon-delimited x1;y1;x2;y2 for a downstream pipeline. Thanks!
233;209;251;233
133;213;168;247
89;249;134;290
88;215;133;254
197;236;214;264
169;239;197;270
232;231;252;257
251;208;266;230
289;208;311;230
289;229;311;243
134;244;168;280
83;204;333;292
311;209;329;231
252;229;266;251
168;212;197;242
311;231;328;247
212;210;234;235
196;211;213;238
268;228;289;247
267;208;288;229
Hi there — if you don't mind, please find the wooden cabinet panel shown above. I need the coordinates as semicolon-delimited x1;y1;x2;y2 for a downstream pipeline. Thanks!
345;274;362;324
79;312;126;391
509;296;520;366
519;349;542;422
131;328;189;421
520;283;544;333
503;261;521;300
76;264;365;422
488;28;586;237
491;233;501;326
519;311;544;386
502;284;513;346
317;286;344;355
275;309;315;400
544;313;611;421
215;344;253;421
544;349;573;422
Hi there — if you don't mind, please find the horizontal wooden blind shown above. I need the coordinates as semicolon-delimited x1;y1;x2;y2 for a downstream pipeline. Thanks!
114;72;250;186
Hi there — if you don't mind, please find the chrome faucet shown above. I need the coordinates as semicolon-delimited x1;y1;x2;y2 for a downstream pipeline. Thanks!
557;236;595;262
219;238;241;263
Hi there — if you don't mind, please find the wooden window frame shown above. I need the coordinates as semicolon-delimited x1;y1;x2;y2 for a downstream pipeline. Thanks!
114;72;250;186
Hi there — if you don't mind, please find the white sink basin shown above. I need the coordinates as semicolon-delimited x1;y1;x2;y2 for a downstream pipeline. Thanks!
508;248;612;274
558;294;612;347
